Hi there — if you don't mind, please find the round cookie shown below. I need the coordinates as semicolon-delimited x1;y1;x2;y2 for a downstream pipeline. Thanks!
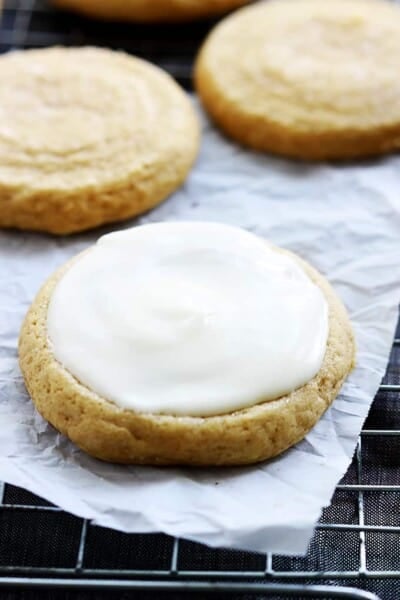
50;0;251;22
0;47;199;234
19;235;355;466
195;0;400;160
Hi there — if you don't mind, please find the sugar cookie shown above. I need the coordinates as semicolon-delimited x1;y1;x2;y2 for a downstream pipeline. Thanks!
51;0;251;22
19;223;355;465
0;47;199;234
195;0;400;160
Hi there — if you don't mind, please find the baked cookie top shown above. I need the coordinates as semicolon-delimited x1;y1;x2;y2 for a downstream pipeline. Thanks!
195;0;400;159
0;46;198;192
51;0;251;22
0;47;199;233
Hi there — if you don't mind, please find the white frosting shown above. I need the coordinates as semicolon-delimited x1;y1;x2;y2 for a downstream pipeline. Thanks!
47;222;329;417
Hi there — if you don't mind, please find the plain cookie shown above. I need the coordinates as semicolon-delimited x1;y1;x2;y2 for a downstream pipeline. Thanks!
50;0;251;22
19;244;355;466
0;47;199;234
195;0;400;160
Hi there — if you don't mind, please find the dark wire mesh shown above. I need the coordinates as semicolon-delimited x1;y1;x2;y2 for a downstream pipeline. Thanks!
1;1;400;599
0;0;213;88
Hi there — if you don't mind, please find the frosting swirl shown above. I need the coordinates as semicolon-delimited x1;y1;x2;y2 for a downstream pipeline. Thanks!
47;222;329;417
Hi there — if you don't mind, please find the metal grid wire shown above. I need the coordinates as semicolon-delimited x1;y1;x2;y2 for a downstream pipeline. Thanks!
1;1;400;598
0;0;212;87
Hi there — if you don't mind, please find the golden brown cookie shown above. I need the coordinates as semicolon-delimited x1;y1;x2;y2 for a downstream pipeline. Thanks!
50;0;251;22
195;0;400;160
0;47;199;234
19;241;355;466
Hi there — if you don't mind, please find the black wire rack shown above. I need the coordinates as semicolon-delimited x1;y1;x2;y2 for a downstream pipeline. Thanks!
0;0;213;88
1;1;400;599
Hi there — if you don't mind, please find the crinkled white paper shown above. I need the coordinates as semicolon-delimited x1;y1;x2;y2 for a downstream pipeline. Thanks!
0;106;399;555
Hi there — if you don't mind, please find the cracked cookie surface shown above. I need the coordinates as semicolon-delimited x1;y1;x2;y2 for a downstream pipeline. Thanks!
195;0;400;160
0;47;199;234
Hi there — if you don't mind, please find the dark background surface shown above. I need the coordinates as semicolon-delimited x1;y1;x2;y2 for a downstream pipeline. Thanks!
1;1;400;599
0;0;211;88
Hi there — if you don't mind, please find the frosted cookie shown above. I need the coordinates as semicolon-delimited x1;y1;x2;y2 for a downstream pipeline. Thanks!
19;222;355;466
0;47;199;234
195;0;400;160
50;0;251;22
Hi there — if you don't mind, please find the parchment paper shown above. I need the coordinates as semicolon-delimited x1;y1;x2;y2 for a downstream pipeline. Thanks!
0;107;399;555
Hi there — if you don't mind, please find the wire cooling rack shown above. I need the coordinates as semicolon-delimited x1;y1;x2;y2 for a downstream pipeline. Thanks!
0;0;210;87
1;1;400;599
